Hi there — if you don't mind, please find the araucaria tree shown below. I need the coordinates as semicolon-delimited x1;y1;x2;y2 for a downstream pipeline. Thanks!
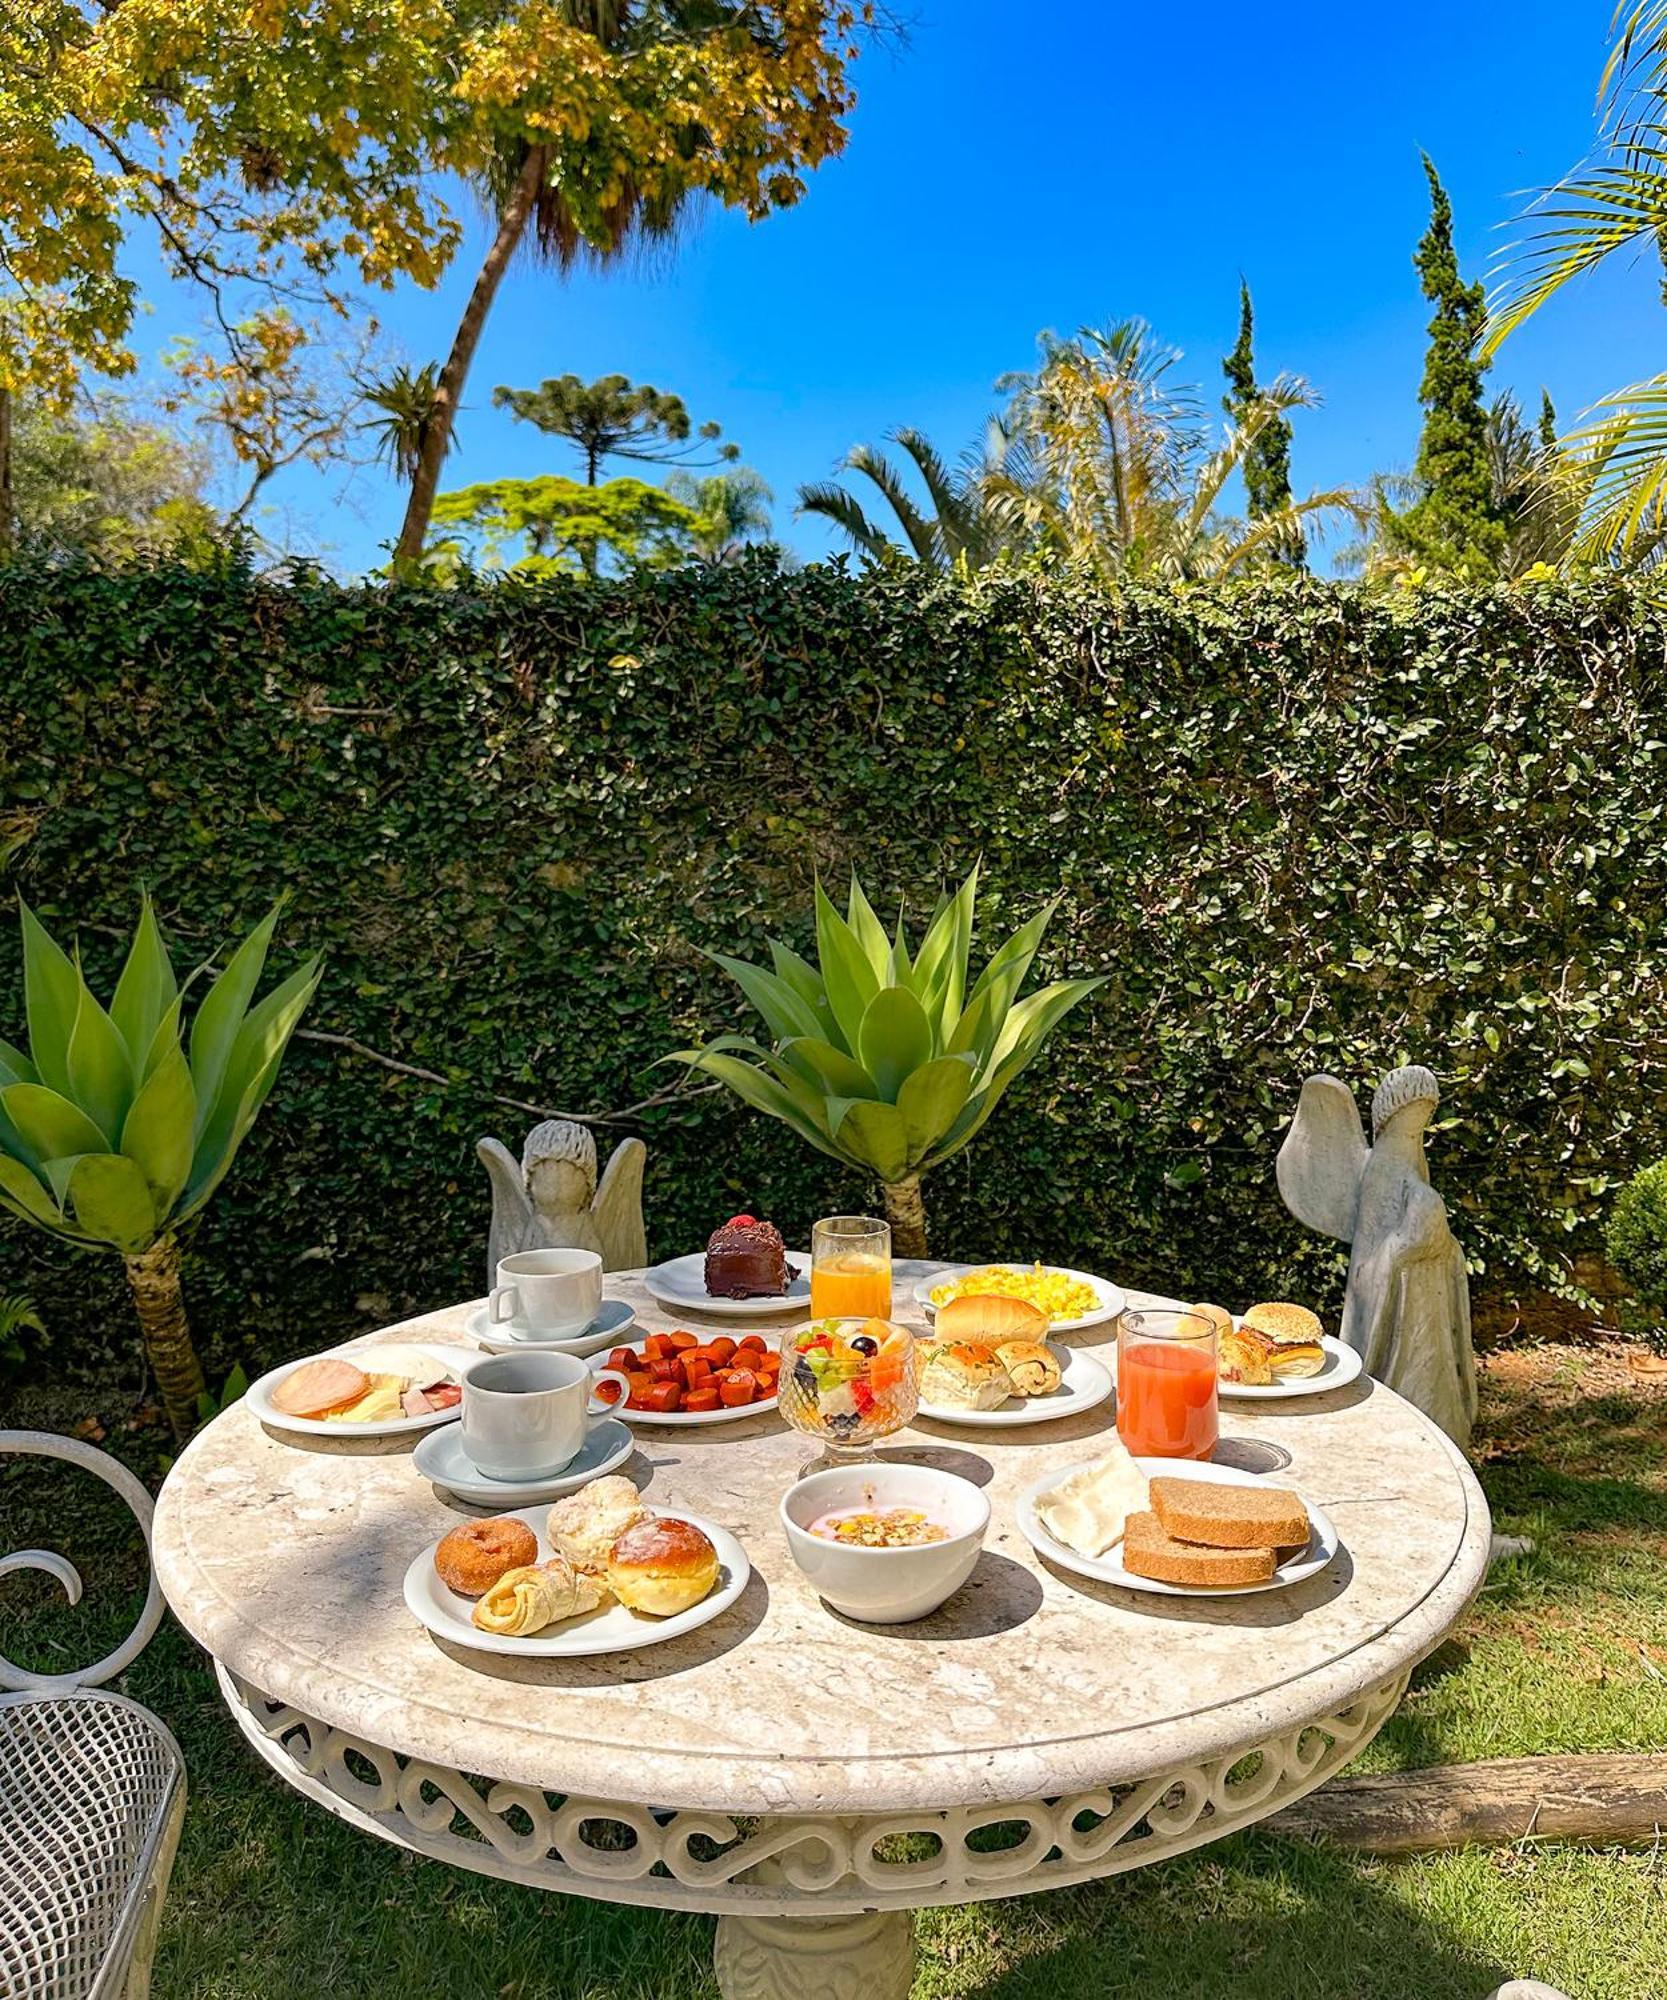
1389;158;1508;575
1222;281;1305;567
493;374;737;485
0;2;867;563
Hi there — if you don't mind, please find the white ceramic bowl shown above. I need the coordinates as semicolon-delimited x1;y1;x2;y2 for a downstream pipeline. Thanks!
780;1463;990;1624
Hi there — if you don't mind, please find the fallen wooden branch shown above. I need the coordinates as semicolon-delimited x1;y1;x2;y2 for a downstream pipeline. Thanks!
1268;1752;1667;1853
294;1028;720;1128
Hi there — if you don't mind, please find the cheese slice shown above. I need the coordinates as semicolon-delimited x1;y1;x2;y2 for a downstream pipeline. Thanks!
1035;1440;1150;1557
327;1373;406;1423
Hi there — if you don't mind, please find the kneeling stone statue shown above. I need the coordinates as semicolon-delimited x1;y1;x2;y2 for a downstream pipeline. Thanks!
478;1119;647;1287
1276;1064;1477;1446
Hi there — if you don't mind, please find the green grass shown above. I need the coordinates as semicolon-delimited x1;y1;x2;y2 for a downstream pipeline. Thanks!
5;1344;1667;1999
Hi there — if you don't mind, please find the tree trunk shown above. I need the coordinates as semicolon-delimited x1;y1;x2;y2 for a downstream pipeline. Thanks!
883;1175;928;1259
123;1234;205;1441
393;146;547;567
0;386;13;555
1268;1752;1667;1853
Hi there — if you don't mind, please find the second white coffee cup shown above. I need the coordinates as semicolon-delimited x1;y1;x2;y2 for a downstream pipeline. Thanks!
489;1247;603;1337
461;1349;630;1481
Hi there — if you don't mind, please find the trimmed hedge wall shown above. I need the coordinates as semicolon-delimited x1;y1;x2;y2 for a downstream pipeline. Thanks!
1;558;1663;1392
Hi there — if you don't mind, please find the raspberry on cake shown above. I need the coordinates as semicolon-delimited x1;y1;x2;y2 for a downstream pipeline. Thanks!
703;1214;792;1298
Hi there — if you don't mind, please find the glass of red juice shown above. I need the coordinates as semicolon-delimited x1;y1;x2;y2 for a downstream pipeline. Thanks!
1116;1308;1219;1460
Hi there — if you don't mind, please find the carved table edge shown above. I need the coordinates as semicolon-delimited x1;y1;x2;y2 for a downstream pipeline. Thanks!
214;1659;1411;1916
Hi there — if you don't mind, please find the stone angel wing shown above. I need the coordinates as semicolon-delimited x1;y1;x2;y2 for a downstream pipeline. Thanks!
1276;1075;1368;1244
592;1136;647;1273
477;1135;532;1289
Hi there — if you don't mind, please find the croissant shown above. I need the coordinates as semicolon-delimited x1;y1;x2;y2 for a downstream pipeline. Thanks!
994;1339;1062;1396
1217;1326;1274;1386
471;1556;608;1637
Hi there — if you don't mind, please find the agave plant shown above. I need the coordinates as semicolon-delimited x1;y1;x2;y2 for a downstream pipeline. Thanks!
0;897;322;1437
666;869;1104;1255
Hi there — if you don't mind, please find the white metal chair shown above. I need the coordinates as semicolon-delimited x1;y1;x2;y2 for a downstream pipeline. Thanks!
1;1432;186;2000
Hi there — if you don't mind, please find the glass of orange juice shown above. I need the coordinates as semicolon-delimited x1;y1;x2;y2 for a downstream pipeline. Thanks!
810;1215;892;1320
1116;1308;1219;1460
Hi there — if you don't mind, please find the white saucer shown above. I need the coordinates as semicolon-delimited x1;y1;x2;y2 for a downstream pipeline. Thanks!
1017;1457;1340;1599
405;1505;750;1659
411;1418;635;1504
917;1347;1113;1427
464;1298;635;1357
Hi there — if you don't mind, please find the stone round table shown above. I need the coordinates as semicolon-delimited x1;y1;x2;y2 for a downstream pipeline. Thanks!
153;1263;1491;1999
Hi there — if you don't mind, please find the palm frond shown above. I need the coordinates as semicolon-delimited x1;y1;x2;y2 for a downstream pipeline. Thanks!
1486;150;1667;353
796;480;894;560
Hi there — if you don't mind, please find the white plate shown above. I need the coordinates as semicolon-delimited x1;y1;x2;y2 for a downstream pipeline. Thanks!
915;1264;1127;1334
404;1505;749;1658
587;1353;779;1427
464;1298;636;1358
1017;1456;1340;1598
1217;1331;1363;1401
643;1251;811;1319
412;1417;635;1504
917;1347;1114;1427
248;1343;466;1439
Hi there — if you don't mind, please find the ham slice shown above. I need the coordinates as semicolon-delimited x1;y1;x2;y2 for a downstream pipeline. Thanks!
271;1357;371;1418
400;1386;435;1418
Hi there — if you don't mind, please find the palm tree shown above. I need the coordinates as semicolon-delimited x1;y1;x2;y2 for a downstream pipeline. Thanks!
665;467;773;559
989;319;1361;581
1486;2;1667;563
391;2;852;566
797;425;1021;570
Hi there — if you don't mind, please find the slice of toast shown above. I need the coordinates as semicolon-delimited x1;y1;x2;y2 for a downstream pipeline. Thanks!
1148;1476;1309;1551
1122;1512;1276;1587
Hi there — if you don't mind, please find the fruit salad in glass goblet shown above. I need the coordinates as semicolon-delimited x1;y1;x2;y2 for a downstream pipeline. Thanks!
778;1318;919;1475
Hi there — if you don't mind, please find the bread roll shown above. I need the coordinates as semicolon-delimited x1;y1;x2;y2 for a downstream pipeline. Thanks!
1187;1303;1235;1339
935;1293;1050;1344
1242;1301;1324;1345
993;1339;1062;1396
919;1341;1011;1411
1267;1339;1326;1379
607;1516;720;1617
547;1475;649;1574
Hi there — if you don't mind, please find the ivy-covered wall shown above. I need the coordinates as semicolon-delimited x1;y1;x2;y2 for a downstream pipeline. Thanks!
1;558;1661;1392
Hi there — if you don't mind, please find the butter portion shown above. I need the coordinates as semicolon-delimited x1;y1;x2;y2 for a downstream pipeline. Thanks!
1036;1439;1150;1556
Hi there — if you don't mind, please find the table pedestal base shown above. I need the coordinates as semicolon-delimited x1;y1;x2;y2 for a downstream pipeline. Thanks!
714;1908;914;2000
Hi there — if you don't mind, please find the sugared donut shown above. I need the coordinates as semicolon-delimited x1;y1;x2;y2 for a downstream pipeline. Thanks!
607;1516;719;1617
434;1516;538;1597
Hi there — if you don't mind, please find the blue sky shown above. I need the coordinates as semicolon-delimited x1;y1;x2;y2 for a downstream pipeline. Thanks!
122;1;1664;573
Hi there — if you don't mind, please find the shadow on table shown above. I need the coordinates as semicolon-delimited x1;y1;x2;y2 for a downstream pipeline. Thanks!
817;1551;1046;1642
1027;1547;1356;1630
936;1826;1515;2000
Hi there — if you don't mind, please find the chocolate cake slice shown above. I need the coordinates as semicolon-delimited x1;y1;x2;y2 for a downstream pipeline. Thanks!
704;1214;790;1298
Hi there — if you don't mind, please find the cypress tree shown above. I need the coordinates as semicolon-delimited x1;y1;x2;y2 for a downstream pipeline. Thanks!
1390;157;1507;575
1221;280;1304;567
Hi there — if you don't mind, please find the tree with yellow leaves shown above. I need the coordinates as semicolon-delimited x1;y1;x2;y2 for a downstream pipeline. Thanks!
0;1;868;559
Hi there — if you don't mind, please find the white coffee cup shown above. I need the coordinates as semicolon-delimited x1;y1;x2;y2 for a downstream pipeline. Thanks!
461;1349;630;1481
489;1248;603;1337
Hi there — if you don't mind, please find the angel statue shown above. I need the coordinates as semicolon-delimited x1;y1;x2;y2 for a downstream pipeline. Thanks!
1276;1064;1477;1446
477;1119;647;1285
